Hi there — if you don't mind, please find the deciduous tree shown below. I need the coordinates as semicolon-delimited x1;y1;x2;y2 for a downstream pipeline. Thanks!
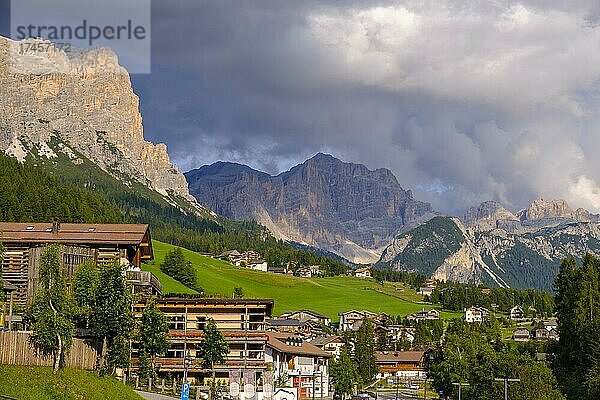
90;260;135;375
197;318;229;381
72;260;99;328
28;245;74;373
138;299;170;380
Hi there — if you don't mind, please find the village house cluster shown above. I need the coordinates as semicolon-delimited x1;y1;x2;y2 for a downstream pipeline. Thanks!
0;222;562;399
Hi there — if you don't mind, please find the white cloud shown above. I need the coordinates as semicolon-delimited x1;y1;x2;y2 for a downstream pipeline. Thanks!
140;1;600;214
568;175;600;210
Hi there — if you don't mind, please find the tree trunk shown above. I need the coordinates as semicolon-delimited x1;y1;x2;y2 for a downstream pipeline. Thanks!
49;298;62;374
98;336;108;374
53;333;63;373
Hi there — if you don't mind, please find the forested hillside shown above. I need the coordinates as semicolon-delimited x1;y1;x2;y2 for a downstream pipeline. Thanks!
0;153;349;274
0;154;122;223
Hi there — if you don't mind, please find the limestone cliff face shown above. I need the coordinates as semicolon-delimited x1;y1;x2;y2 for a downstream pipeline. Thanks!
186;153;435;263
516;198;599;223
0;36;196;206
462;201;519;231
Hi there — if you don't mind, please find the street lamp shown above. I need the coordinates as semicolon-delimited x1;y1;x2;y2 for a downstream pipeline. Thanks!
451;382;469;400
494;377;520;400
184;349;192;383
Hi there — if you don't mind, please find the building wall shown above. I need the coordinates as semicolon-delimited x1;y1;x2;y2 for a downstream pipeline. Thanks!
132;300;272;379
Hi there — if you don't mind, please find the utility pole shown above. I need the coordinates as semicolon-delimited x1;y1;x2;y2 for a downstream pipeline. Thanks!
320;368;323;400
494;377;520;400
394;375;399;400
452;382;470;400
183;311;188;384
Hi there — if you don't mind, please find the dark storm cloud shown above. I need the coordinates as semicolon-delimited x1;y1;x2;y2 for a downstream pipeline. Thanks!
129;1;600;214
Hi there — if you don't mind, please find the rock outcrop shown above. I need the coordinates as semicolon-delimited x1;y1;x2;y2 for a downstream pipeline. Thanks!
0;36;198;207
186;153;435;263
462;201;519;231
516;198;599;223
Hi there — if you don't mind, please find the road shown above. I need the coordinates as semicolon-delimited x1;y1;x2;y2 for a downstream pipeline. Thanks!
135;390;179;400
376;391;429;400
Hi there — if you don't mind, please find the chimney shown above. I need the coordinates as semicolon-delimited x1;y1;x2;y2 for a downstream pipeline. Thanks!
52;219;60;233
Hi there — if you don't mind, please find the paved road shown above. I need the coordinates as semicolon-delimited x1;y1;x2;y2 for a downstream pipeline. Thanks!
376;391;426;400
135;390;179;400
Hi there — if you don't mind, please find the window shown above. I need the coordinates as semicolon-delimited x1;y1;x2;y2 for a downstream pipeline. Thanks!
197;316;206;330
169;316;185;330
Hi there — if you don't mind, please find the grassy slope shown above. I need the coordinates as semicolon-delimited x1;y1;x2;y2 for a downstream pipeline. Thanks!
0;366;142;400
143;241;461;320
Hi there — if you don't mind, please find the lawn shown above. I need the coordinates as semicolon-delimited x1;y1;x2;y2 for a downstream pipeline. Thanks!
143;241;462;321
0;365;142;400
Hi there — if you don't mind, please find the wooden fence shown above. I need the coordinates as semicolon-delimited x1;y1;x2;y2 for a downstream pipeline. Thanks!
0;331;97;370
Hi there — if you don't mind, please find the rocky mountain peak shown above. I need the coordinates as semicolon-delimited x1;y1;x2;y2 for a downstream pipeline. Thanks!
186;154;434;263
517;198;599;222
462;200;518;231
0;36;201;212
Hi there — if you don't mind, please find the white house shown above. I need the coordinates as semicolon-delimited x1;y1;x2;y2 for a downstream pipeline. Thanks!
354;267;372;278
265;333;331;398
248;260;268;272
464;306;489;323
338;310;387;331
310;335;345;358
296;267;313;278
509;305;524;320
406;309;440;321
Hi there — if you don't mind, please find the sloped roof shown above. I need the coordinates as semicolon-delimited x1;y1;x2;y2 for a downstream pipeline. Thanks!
266;318;303;327
0;223;150;245
310;335;342;346
267;333;332;358
282;309;329;320
375;351;424;363
1;278;17;292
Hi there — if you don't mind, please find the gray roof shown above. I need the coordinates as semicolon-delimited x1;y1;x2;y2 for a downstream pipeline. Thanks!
266;318;303;327
310;335;341;346
1;278;17;292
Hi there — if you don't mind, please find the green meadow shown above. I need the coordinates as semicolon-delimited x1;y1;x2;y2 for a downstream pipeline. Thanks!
0;366;142;400
143;241;461;321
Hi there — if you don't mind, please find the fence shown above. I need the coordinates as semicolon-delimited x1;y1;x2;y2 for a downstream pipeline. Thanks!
0;331;97;370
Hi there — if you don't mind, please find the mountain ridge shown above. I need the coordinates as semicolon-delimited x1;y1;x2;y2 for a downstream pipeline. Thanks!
379;198;600;291
185;153;435;263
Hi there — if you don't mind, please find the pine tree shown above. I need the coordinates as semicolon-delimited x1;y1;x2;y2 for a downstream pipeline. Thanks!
330;347;359;398
354;318;377;386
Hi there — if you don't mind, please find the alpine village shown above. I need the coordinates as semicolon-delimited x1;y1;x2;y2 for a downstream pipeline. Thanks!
2;6;600;400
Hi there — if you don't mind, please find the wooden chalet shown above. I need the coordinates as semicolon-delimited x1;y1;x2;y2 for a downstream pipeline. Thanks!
0;222;154;306
375;350;428;379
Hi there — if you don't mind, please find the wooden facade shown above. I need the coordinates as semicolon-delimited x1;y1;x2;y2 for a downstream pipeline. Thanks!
132;297;274;382
0;222;155;307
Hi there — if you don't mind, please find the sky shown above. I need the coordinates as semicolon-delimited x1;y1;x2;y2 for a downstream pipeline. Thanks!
4;1;600;214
